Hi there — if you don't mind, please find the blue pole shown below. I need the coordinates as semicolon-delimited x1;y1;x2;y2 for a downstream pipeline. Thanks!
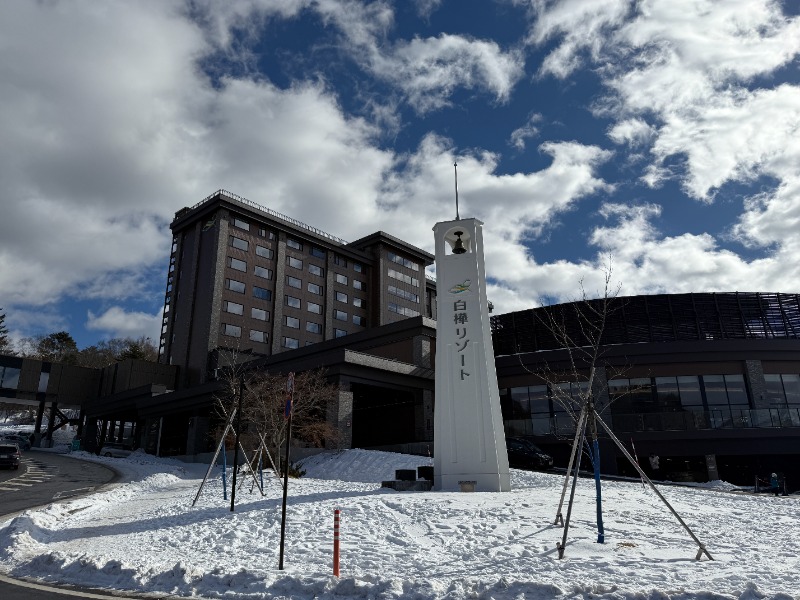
593;438;605;543
259;452;264;491
222;441;228;501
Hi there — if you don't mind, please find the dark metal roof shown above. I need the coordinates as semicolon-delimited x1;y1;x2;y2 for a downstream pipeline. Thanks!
491;292;800;355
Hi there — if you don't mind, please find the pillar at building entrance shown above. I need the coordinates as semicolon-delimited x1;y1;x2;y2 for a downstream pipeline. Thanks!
432;218;510;492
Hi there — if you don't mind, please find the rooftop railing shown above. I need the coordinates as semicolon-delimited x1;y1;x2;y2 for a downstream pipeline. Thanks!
187;189;349;245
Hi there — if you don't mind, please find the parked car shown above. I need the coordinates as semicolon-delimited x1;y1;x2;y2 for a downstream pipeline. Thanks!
505;437;553;470
100;442;133;458
2;434;32;451
0;443;21;470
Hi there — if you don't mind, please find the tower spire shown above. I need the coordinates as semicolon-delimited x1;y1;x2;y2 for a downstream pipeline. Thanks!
454;162;460;220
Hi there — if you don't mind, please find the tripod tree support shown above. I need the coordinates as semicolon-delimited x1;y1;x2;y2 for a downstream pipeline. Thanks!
230;375;245;511
192;407;237;507
556;411;588;559
589;405;605;544
594;412;713;561
592;437;605;543
279;371;294;570
555;405;588;526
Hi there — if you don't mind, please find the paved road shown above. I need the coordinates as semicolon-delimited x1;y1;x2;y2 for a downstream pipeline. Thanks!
0;450;159;599
0;450;118;517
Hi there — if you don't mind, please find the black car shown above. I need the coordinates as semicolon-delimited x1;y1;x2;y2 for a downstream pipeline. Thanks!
505;437;553;470
0;443;21;470
2;434;32;451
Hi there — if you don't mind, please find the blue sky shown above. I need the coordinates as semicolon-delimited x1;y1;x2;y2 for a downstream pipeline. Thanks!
1;0;799;350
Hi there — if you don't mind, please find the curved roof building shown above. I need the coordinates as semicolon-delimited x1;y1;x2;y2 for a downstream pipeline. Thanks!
491;293;800;491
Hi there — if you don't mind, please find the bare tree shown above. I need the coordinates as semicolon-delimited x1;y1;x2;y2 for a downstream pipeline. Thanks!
241;369;340;467
513;260;712;560
518;258;623;435
77;336;158;367
211;346;339;473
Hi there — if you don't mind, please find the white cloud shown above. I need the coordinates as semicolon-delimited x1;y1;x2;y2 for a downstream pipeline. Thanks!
649;85;800;200
601;1;800;201
607;118;655;147
413;0;443;20
316;0;526;113
86;307;163;342
188;0;312;51
732;178;800;254
0;2;394;314
586;202;799;295
378;134;613;255
527;0;632;78
509;113;543;150
524;0;800;302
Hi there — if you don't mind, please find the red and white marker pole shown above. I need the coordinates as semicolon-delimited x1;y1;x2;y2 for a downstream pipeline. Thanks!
333;509;340;577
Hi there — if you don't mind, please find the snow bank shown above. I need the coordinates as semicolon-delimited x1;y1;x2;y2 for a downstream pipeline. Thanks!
0;449;798;600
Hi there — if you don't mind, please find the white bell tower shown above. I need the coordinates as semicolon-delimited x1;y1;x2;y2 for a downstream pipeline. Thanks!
432;217;510;492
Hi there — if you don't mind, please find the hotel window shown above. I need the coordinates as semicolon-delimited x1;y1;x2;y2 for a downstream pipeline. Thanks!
388;269;418;287
251;307;269;321
229;257;247;272
253;286;272;301
256;245;274;259
388;251;419;271
353;279;364;290
310;246;325;259
222;324;241;338
254;266;272;279
353;315;365;326
353;297;364;308
307;302;322;314
285;316;300;329
226;279;245;293
287;256;303;269
282;337;299;349
232;217;250;231
223;301;243;315
287;238;302;250
334;254;347;267
308;282;323;295
335;291;348;303
249;330;268;343
388;285;419;303
308;264;324;277
287;276;302;289
334;328;347;338
388;303;419;317
285;295;301;308
306;321;322;334
229;236;248;251
334;309;348;321
258;228;275;239
335;273;348;285
353;262;363;273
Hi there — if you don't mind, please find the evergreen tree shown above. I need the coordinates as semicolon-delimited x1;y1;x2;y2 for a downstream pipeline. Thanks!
0;309;12;355
35;331;79;364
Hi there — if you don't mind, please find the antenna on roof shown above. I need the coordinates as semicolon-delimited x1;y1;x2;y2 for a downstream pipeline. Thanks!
454;162;460;220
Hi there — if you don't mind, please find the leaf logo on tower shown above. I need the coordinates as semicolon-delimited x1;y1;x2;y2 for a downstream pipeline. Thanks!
449;280;471;294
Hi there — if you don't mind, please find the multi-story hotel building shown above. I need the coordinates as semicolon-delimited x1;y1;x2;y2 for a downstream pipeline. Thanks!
159;190;437;386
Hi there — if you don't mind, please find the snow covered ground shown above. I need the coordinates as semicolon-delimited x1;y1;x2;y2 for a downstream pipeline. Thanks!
0;448;798;599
